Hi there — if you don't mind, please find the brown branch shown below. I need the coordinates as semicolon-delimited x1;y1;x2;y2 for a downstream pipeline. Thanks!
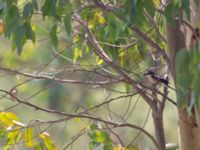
131;26;172;72
0;67;121;86
144;11;167;43
63;128;87;150
0;89;160;150
72;14;157;112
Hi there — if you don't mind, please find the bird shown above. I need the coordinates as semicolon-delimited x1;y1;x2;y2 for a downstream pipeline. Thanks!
144;71;169;86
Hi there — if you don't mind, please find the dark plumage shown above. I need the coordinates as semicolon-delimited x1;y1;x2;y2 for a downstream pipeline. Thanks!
144;71;169;85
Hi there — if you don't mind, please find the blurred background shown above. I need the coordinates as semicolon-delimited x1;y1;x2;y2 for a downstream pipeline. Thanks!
0;0;178;149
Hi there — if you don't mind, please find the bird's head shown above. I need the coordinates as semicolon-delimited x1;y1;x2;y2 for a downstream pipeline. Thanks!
144;71;155;76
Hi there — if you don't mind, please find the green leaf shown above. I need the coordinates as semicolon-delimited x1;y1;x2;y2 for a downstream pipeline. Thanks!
90;123;98;130
13;25;27;54
4;5;20;37
50;24;58;47
43;137;57;150
63;14;72;37
125;84;132;93
164;0;180;24
23;2;33;19
41;0;60;20
32;0;38;10
106;13;120;41
92;131;110;143
103;142;113;150
24;127;34;147
181;0;190;20
127;0;144;25
41;0;52;17
175;49;188;75
89;141;100;150
144;0;155;17
34;143;43;150
5;128;21;149
24;21;36;43
175;49;190;105
191;74;200;110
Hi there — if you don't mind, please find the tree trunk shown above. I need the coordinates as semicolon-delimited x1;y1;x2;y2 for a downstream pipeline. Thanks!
167;0;200;149
153;112;166;150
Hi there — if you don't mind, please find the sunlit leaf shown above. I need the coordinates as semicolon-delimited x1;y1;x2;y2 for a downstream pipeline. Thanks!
94;11;106;24
96;56;104;65
0;112;19;127
114;145;123;150
39;132;50;139
91;131;109;143
0;19;4;34
125;145;142;150
24;127;34;147
125;84;132;93
73;47;82;63
39;132;57;150
73;117;81;123
153;0;161;8
5;127;21;149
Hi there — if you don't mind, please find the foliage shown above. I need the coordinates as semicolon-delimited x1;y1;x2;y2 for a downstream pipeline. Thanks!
176;48;200;113
0;0;198;150
0;112;56;150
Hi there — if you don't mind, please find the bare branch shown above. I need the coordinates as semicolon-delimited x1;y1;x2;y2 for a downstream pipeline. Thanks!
0;89;160;150
0;67;121;86
72;14;157;112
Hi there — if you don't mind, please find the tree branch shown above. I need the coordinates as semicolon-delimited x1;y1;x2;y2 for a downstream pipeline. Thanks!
0;89;160;150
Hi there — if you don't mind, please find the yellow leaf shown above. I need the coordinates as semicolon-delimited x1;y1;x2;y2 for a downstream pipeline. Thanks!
96;56;104;65
73;117;81;123
39;132;57;150
73;35;80;43
114;145;124;150
94;10;106;24
153;0;160;8
73;47;82;63
96;15;106;24
125;145;142;150
0;20;4;34
0;112;19;127
24;127;34;147
88;19;95;29
31;23;36;31
39;132;50;139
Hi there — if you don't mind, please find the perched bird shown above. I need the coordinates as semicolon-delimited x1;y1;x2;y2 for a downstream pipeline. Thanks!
144;71;169;86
